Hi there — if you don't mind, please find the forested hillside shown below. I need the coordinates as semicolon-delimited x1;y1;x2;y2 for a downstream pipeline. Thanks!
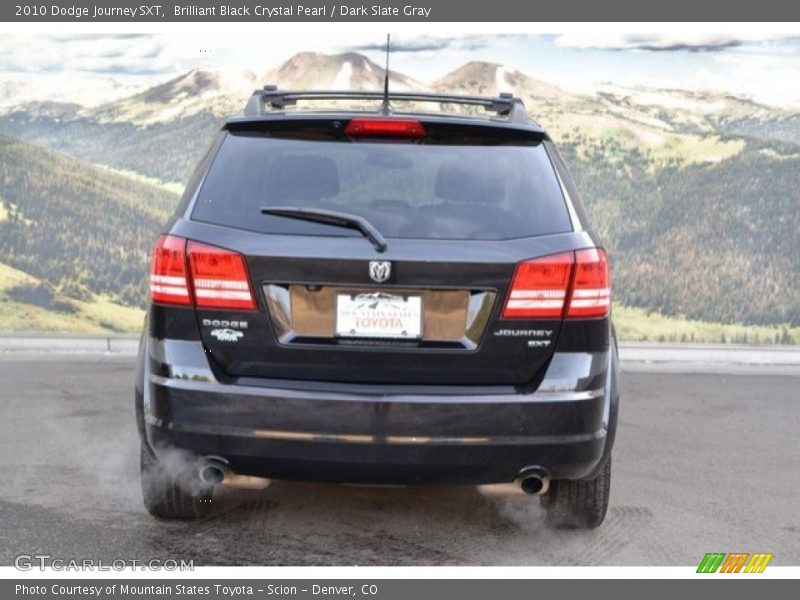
561;136;800;325
0;108;220;184
0;51;797;333
0;134;177;308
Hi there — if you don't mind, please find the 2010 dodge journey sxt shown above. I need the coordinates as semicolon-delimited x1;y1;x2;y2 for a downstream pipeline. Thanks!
135;87;619;528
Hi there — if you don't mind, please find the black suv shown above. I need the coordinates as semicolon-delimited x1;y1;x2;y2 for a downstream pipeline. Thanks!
136;88;619;528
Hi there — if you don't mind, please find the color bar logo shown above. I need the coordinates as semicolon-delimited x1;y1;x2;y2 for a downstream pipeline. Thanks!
697;552;773;573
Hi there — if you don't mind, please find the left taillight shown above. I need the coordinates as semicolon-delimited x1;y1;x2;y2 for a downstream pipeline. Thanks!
187;241;256;311
150;234;192;306
149;235;256;311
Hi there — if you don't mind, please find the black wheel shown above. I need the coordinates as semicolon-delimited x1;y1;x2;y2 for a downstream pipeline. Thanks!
140;443;213;520
541;457;611;529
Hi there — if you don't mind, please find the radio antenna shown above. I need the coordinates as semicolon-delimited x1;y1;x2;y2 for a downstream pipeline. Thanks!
381;34;391;115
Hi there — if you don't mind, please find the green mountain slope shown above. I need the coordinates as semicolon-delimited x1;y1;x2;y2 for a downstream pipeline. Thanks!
0;134;178;309
561;136;800;326
0;108;220;184
0;262;144;333
0;53;798;330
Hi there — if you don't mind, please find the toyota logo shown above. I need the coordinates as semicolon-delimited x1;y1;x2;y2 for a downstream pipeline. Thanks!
369;261;392;283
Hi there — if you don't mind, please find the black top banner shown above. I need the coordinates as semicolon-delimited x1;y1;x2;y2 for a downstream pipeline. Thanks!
4;0;800;22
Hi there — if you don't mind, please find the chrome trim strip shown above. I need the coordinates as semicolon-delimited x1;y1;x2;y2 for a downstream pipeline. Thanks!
150;421;605;446
150;373;604;404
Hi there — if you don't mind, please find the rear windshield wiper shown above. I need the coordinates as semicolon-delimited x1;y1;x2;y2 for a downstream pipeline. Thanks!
261;206;388;253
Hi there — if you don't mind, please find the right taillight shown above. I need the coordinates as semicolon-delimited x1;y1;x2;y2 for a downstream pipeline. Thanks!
566;248;611;319
502;252;575;319
502;248;610;320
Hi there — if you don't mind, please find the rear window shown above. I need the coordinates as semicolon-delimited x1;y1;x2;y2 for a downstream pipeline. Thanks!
191;131;572;240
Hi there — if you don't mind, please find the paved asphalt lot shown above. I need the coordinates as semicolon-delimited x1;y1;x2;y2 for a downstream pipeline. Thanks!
0;353;798;566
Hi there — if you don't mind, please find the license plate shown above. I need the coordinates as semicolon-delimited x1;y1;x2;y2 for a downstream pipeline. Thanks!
336;292;422;339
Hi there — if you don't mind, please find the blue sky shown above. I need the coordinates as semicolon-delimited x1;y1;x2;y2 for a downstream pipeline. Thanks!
1;33;798;107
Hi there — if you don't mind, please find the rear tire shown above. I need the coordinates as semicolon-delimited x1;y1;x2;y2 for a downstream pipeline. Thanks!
541;457;611;529
140;443;213;520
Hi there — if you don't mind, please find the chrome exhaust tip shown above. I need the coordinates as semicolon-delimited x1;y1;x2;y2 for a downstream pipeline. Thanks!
198;457;229;486
516;467;550;496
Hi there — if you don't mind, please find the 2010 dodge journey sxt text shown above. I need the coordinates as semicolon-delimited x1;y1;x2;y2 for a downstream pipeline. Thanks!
135;87;619;528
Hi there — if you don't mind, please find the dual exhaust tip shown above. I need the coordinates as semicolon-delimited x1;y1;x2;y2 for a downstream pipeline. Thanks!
198;457;549;495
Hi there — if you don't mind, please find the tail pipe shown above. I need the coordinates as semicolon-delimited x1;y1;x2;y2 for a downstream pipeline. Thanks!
516;467;550;496
198;457;230;486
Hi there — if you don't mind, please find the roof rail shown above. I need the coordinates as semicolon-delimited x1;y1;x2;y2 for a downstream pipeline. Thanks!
243;86;529;124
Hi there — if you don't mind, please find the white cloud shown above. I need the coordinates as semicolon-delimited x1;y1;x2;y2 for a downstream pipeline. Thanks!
710;51;800;107
554;33;794;52
0;35;176;74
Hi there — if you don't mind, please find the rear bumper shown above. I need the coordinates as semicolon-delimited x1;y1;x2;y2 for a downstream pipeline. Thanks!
138;338;617;485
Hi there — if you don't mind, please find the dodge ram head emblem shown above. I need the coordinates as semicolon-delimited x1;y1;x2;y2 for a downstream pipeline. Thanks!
369;261;391;283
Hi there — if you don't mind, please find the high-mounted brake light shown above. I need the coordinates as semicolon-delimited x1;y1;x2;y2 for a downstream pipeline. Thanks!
345;118;425;139
187;241;257;311
502;253;574;319
566;248;610;319
150;235;191;306
502;248;611;320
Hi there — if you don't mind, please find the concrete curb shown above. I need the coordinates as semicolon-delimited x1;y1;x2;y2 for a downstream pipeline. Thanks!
1;335;799;365
618;343;800;366
0;334;139;354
